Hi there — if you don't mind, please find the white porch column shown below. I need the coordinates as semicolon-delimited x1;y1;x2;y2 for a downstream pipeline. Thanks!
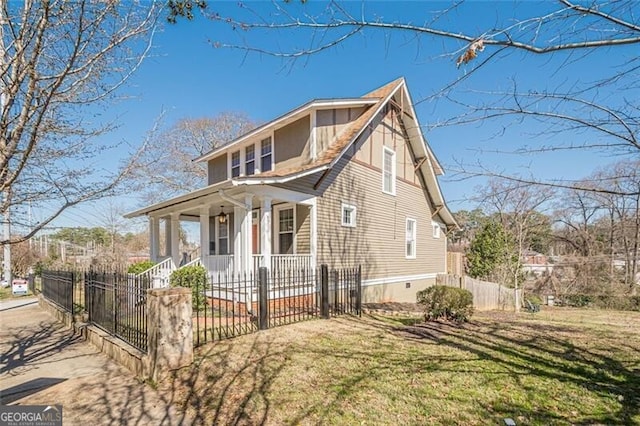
260;197;272;271
199;206;209;262
233;205;243;275
170;212;180;267
310;198;317;268
149;216;160;262
243;195;253;272
164;217;171;258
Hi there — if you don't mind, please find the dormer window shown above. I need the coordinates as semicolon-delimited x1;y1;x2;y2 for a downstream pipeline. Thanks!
231;151;240;178
261;137;272;172
245;145;255;175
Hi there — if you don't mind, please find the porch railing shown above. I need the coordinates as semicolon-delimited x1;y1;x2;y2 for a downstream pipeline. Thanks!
252;254;314;272
271;254;313;272
137;257;175;289
201;254;234;276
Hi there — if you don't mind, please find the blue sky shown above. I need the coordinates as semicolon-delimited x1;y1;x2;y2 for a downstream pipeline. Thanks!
43;1;636;233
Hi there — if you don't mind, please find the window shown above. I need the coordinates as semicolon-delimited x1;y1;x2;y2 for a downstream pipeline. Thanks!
218;220;229;255
278;207;294;254
341;203;356;227
245;145;255;175
261;137;272;172
406;218;416;259
382;146;396;195
432;222;441;239
231;151;240;178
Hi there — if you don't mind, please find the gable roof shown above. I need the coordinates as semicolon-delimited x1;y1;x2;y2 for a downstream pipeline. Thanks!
128;78;458;230
231;77;458;230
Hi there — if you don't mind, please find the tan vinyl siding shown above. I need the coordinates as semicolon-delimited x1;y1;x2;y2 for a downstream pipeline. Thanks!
274;116;311;170
295;204;311;254
316;107;366;155
208;154;227;185
315;108;446;283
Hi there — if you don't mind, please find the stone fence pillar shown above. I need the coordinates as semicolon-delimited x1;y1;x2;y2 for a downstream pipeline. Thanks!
147;287;193;381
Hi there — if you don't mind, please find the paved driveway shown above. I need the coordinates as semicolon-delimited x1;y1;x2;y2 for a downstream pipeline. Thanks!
0;299;188;425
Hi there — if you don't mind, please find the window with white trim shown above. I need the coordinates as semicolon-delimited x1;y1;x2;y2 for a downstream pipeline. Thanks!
406;218;416;259
341;203;357;227
382;146;396;195
245;144;255;175
231;150;240;178
278;207;294;254
261;137;272;172
432;222;441;239
218;220;229;255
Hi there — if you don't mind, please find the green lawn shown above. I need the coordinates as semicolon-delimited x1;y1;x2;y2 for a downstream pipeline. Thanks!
163;308;640;425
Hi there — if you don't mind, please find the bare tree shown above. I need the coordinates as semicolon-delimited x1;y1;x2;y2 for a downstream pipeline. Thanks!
552;159;640;296
170;1;639;194
132;112;257;204
476;178;555;310
1;1;163;284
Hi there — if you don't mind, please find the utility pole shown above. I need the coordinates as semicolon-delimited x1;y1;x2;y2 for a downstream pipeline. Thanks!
2;197;10;285
1;6;11;285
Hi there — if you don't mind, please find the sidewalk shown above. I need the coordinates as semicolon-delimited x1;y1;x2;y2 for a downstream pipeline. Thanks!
0;301;188;425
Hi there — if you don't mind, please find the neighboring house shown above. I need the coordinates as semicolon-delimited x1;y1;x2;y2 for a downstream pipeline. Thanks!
125;78;458;302
522;250;553;277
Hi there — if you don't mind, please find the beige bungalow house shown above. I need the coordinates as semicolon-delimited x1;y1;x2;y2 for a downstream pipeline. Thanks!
125;78;458;302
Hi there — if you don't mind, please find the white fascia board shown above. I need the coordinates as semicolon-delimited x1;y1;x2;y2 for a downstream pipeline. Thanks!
123;181;231;218
400;85;445;175
194;99;379;164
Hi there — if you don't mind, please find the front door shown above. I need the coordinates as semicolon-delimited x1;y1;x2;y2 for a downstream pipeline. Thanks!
252;210;259;254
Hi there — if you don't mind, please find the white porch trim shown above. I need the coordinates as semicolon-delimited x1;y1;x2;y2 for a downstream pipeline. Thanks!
149;216;159;262
170;212;180;267
260;197;272;269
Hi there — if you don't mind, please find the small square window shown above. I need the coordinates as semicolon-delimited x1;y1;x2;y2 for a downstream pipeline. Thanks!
341;203;356;227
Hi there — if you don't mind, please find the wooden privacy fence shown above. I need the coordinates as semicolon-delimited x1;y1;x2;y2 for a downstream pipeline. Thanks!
436;274;514;311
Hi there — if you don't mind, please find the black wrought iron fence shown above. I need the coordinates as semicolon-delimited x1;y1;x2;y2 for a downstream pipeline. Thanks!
41;270;75;313
193;270;258;346
85;269;149;352
324;265;362;317
193;264;362;346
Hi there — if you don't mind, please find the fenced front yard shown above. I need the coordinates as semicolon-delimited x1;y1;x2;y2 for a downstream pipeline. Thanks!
39;264;362;352
193;265;362;346
164;308;640;425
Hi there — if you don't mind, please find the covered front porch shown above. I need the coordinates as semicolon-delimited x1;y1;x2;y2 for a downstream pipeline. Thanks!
126;183;318;283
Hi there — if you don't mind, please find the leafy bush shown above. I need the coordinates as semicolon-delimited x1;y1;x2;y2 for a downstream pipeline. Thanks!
169;265;207;311
127;260;156;274
417;285;474;323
